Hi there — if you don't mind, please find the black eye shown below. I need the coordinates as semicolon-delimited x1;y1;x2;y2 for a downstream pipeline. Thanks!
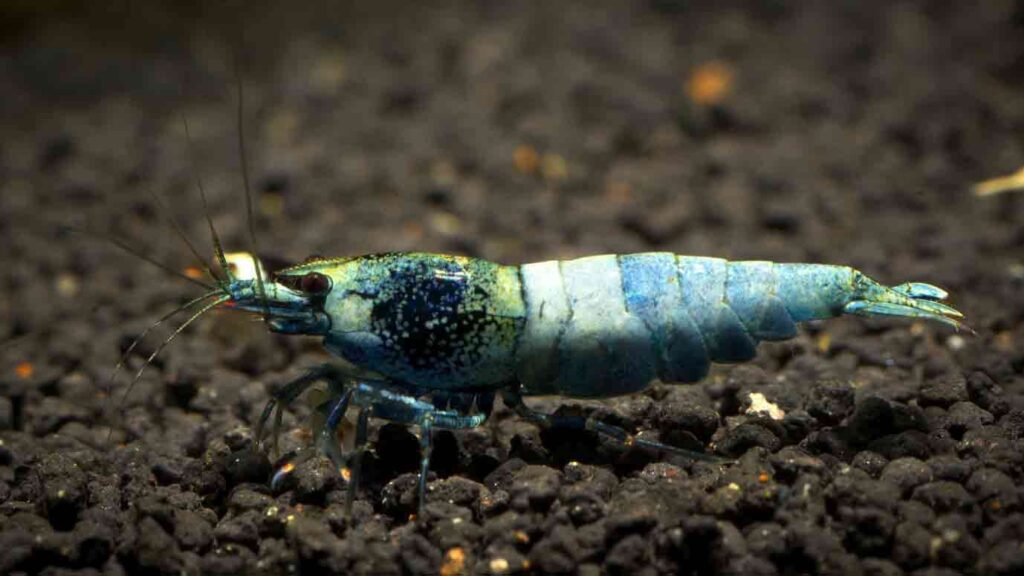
299;272;330;294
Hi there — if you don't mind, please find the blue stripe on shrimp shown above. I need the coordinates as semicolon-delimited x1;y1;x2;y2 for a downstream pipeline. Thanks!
774;263;852;321
676;256;758;363
724;261;798;340
619;253;709;383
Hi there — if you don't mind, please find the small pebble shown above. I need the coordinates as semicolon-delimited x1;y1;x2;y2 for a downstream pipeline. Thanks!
945;402;994;437
880;457;933;497
920;374;969;408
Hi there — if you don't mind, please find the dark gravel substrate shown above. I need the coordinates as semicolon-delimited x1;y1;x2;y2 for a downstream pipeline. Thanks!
2;1;1024;574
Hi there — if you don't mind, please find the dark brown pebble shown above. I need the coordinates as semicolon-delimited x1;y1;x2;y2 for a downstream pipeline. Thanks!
529;524;583;574
806;380;855;425
213;511;260;548
847;396;896;446
920;374;969;408
868;431;933;461
966;371;1010;417
768;446;826;482
880;458;934;498
837;505;896;556
861;557;903;576
291;457;340;504
201;544;256;575
508;465;561;512
603;533;652;576
911;482;975;515
892;521;931;570
945;402;995;438
716;422;781;457
652;398;720;442
851;451;890;478
926;455;973;483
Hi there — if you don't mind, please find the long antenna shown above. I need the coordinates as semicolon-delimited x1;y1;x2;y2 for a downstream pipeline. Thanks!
63;225;215;290
233;46;270;318
111;294;229;442
105;290;224;444
181;114;235;283
146;188;225;288
106;290;222;397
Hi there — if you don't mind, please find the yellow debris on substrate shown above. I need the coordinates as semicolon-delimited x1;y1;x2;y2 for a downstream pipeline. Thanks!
440;547;467;576
489;558;510;574
512;145;569;182
747;392;785;420
540;154;569;182
513;145;540;175
685;61;734;106
55;272;80;297
973;166;1024;196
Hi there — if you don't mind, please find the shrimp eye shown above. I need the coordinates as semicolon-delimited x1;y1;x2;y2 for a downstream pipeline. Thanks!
299;272;330;294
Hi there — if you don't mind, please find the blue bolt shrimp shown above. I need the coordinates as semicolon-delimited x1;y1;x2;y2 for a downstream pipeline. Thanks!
218;250;965;518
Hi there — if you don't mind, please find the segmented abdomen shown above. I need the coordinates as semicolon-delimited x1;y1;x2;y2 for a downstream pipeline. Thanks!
514;253;852;397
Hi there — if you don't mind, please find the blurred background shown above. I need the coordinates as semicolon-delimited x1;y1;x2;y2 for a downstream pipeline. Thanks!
1;3;1024;574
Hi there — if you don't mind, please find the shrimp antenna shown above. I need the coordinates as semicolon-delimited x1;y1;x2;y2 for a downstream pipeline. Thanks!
180;113;235;283
111;293;229;442
233;45;270;319
62;224;215;290
104;290;223;443
106;290;222;396
178;62;233;284
146;188;226;288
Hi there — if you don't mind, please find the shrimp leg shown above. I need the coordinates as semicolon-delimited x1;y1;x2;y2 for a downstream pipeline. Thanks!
316;386;355;471
255;363;349;456
269;385;353;490
416;413;434;520
345;407;372;517
394;404;484;518
349;382;488;517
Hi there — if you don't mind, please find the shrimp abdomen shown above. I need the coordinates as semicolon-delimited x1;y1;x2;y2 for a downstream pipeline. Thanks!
515;253;963;398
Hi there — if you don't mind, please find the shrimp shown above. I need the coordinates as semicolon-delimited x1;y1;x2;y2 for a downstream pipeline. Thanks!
211;250;966;518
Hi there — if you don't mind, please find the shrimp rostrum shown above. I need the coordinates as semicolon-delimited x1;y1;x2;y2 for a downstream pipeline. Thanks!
202;250;965;516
